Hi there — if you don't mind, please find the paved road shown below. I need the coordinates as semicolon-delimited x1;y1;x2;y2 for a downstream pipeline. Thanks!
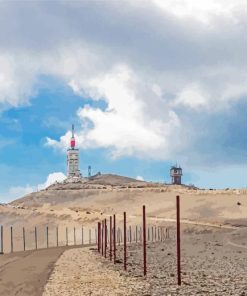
0;247;72;296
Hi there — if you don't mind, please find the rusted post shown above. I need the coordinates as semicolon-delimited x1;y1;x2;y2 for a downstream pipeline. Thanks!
143;205;147;276
123;212;127;271
66;227;68;246
35;227;37;250
110;216;112;260
46;226;49;248
98;222;101;252
140;227;142;242
129;225;132;243
82;227;84;245
176;195;181;286
104;219;107;258
23;227;26;251
101;221;104;256
148;227;150;241
0;225;3;254
113;214;116;264
56;226;59;247
10;226;13;253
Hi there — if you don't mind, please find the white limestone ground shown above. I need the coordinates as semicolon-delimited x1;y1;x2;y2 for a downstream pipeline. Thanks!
42;247;149;296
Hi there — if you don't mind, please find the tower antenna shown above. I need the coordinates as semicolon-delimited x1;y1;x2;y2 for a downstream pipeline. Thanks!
72;124;74;137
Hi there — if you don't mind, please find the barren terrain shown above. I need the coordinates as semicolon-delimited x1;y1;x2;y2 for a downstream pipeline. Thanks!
0;174;246;295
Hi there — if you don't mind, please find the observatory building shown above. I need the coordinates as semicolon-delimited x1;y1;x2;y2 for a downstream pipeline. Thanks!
67;125;81;178
170;165;182;185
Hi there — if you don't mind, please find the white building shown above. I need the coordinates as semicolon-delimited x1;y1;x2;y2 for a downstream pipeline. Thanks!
67;125;81;178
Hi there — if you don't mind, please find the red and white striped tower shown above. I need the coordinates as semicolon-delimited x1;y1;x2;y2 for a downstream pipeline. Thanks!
67;124;81;178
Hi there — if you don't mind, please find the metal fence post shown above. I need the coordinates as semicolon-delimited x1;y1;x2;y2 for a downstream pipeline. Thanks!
110;216;112;260
101;221;104;256
176;195;181;286
143;205;147;276
104;219;107;258
35;227;37;250
56;226;59;247
23;227;26;251
46;226;49;248
98;222;101;252
0;225;3;254
113;214;116;263
124;212;127;271
10;226;13;253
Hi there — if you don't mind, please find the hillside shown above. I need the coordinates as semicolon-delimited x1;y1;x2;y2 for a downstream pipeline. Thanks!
0;174;243;228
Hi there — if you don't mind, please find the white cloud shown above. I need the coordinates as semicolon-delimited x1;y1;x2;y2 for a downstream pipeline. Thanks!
136;175;144;181
1;1;247;163
37;172;67;190
174;84;208;109
6;172;67;201
47;64;182;159
152;0;239;24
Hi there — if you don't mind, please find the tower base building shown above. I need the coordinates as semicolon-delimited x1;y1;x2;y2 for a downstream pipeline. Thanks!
170;165;182;185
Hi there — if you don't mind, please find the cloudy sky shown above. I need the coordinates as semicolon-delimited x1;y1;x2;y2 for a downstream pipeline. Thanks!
1;0;247;201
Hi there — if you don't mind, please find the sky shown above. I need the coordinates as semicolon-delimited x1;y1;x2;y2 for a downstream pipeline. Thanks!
1;0;247;201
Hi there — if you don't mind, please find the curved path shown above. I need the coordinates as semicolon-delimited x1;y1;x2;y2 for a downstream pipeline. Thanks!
0;246;78;296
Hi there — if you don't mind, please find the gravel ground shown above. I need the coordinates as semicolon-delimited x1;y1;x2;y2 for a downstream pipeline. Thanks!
43;225;247;295
42;247;149;296
108;226;247;295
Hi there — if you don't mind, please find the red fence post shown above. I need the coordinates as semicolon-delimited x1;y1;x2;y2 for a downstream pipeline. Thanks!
143;205;147;276
123;211;127;271
104;219;107;258
35;226;37;250
113;214;116;264
176;195;181;286
135;225;138;243
98;222;101;252
129;225;132;243
101;220;104;256
110;216;112;261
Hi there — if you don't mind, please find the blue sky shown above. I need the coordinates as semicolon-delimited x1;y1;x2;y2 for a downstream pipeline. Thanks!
2;1;247;201
0;79;180;201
